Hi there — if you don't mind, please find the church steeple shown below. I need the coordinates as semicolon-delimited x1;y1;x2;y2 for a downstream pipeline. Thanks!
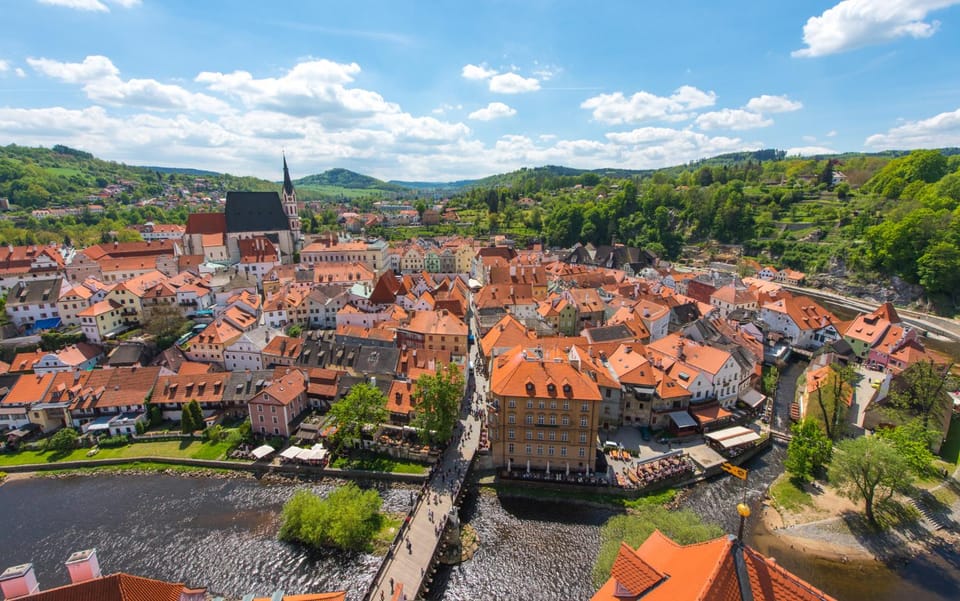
281;153;301;239
282;152;295;197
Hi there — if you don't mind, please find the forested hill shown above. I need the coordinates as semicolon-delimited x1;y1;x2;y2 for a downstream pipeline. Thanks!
0;144;275;208
392;165;654;192
294;168;408;192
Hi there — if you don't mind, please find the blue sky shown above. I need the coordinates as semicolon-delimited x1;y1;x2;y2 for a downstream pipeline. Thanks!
1;0;960;181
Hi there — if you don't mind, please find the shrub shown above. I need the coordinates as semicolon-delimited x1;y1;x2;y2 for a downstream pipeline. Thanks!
98;435;130;448
45;428;79;452
279;484;384;552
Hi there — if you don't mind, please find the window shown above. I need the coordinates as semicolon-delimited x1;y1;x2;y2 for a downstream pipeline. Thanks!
271;406;276;413
549;431;556;441
550;401;557;409
508;413;516;424
536;445;543;456
525;445;532;455
562;415;569;426
561;432;569;442
538;400;545;409
508;429;515;440
563;401;570;410
508;443;515;454
560;447;567;457
526;400;534;409
579;433;587;443
537;414;545;425
537;431;544;441
548;446;555;456
526;431;533;440
579;448;586;458
525;415;533;425
508;399;516;408
272;416;278;424
549;414;557;425
581;403;589;412
580;417;588;428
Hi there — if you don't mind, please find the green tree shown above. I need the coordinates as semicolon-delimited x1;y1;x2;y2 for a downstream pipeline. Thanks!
876;420;937;476
918;242;960;301
412;363;464;445
830;436;913;526
328;382;388;453
279;484;384;551
835;182;851;200
785;418;833;481
188;399;204;431
414;200;428;219
143;304;189;349
45;428;79;453
819;160;834;187
888;360;955;434
810;364;855;441
286;324;303;337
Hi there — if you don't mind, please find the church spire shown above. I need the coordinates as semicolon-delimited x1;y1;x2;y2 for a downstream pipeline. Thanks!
282;152;295;197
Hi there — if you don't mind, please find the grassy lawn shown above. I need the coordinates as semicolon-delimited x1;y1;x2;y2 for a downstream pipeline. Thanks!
330;450;428;474
769;474;814;513
0;439;234;466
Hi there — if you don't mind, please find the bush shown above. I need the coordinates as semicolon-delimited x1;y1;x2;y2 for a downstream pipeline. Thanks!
203;424;225;442
98;435;130;448
45;428;79;452
279;484;384;551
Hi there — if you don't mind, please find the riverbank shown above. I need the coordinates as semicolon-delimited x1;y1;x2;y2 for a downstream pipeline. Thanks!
759;474;960;564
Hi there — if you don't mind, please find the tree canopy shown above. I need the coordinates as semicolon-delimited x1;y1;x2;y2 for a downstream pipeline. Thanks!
412;363;464;445
328;382;388;453
279;484;384;551
829;436;913;525
785;418;833;481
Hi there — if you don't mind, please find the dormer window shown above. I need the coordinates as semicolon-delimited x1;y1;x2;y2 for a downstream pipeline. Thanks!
563;383;572;395
525;381;535;393
547;383;557;395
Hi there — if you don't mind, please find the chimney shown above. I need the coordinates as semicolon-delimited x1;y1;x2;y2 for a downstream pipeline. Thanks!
65;549;102;584
0;564;40;599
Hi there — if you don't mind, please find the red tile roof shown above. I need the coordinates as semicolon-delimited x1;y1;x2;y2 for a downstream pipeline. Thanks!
19;573;188;601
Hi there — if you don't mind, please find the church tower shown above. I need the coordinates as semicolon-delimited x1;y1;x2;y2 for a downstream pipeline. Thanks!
282;154;301;239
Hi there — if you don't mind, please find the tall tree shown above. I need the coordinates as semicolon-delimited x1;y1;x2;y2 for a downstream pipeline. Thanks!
143;304;189;349
888;359;955;434
785;418;832;481
187;399;204;432
811;364;854;441
180;404;197;433
412;363;465;444
328;382;388;453
830;436;912;525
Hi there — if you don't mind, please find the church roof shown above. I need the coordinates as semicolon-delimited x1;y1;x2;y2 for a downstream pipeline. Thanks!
225;191;289;234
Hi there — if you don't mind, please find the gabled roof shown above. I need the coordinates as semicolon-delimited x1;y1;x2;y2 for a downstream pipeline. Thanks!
763;295;836;332
592;529;838;601
97;366;161;408
225;191;289;233
2;372;54;405
185;212;226;235
18;572;188;601
490;345;601;401
480;314;537;357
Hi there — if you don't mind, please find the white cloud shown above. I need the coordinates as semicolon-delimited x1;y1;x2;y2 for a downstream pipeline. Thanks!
581;85;717;125
865;107;960;148
745;94;803;113
488;72;540;94
29;55;229;113
786;146;838;156
109;0;141;6
15;68;26;78
461;63;497;80
826;129;838;137
468;102;517;121
695;109;773;131
0;60;8;72
802;135;818;142
793;0;960;58
37;0;108;11
28;55;118;82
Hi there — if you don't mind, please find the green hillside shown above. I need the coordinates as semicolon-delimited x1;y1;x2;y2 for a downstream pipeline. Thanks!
294;168;407;192
0;143;274;208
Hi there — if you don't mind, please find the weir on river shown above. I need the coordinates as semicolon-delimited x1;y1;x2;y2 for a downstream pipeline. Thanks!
364;378;483;601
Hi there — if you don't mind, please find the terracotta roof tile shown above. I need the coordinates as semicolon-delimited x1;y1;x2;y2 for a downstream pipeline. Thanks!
19;573;187;601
